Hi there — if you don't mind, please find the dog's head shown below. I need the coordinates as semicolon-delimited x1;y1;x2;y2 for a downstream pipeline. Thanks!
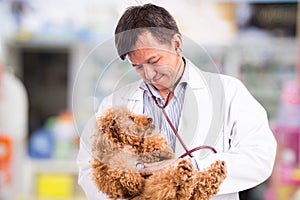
96;107;158;149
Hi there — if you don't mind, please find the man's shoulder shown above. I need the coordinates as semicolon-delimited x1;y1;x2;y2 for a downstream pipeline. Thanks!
96;80;143;117
197;70;241;88
188;61;241;87
108;79;142;97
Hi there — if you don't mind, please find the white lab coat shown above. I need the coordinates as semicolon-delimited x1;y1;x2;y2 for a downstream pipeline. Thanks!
77;59;277;200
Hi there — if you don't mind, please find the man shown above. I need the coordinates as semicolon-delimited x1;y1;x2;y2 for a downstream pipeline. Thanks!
77;3;277;199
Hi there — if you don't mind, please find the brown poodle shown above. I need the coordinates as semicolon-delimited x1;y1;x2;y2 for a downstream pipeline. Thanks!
91;107;227;200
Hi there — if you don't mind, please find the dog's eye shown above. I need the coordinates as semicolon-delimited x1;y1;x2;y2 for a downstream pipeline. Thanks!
148;117;153;123
128;116;134;121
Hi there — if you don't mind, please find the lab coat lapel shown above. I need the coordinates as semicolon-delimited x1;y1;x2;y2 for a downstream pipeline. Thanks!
123;81;144;114
197;70;225;159
175;84;213;158
175;84;199;157
175;63;224;159
128;97;143;115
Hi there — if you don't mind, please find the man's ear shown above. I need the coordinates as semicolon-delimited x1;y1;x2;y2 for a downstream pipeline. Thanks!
172;33;182;52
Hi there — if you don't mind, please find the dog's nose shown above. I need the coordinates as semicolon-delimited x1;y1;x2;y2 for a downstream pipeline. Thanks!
128;116;134;121
147;117;153;123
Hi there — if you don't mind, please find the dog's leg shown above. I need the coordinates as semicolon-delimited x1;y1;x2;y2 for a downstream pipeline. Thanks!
191;160;227;200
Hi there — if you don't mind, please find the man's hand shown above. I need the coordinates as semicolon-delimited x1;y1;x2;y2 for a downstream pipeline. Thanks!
138;158;179;176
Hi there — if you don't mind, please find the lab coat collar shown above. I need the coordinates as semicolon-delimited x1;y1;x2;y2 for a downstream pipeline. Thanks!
185;59;206;89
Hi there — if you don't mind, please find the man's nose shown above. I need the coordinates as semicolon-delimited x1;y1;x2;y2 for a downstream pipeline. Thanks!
143;64;157;81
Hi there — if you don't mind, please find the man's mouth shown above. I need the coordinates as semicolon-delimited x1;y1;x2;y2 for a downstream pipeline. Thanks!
152;74;164;83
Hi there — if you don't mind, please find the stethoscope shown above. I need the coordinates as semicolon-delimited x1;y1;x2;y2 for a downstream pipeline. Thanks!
144;50;217;159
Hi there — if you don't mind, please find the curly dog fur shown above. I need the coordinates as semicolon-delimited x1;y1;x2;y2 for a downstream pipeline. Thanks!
91;107;227;199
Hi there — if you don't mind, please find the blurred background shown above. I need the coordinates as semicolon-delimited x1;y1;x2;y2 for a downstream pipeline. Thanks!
0;0;299;199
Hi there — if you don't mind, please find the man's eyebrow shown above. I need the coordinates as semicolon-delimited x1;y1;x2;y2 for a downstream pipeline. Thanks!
132;63;142;67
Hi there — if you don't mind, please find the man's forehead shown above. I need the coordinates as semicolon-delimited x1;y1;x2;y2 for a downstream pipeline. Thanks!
127;49;157;64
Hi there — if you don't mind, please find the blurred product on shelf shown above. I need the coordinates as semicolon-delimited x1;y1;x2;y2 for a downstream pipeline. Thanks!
276;80;300;168
52;111;78;160
36;173;74;198
28;110;79;160
0;63;28;199
277;81;300;128
27;111;81;199
266;80;300;200
28;127;53;159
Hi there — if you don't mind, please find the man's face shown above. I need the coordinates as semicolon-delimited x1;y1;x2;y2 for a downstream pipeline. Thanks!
128;31;182;93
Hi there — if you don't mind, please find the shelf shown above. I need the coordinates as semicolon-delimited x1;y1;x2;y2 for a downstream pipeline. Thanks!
27;158;79;174
26;197;86;200
24;158;86;200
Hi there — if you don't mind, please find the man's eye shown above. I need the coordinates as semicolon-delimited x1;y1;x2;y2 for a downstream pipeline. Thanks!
136;65;144;70
149;60;159;65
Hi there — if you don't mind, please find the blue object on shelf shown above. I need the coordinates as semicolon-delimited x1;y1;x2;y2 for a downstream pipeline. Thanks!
29;128;54;159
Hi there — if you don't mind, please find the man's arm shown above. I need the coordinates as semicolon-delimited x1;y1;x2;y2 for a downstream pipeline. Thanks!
195;78;277;195
76;96;113;200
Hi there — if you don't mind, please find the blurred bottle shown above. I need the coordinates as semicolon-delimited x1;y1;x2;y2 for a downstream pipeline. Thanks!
276;81;300;166
0;65;28;200
52;111;77;160
28;116;56;159
28;128;53;159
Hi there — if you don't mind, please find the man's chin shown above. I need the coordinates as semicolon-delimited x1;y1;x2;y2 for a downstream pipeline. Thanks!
152;84;171;92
